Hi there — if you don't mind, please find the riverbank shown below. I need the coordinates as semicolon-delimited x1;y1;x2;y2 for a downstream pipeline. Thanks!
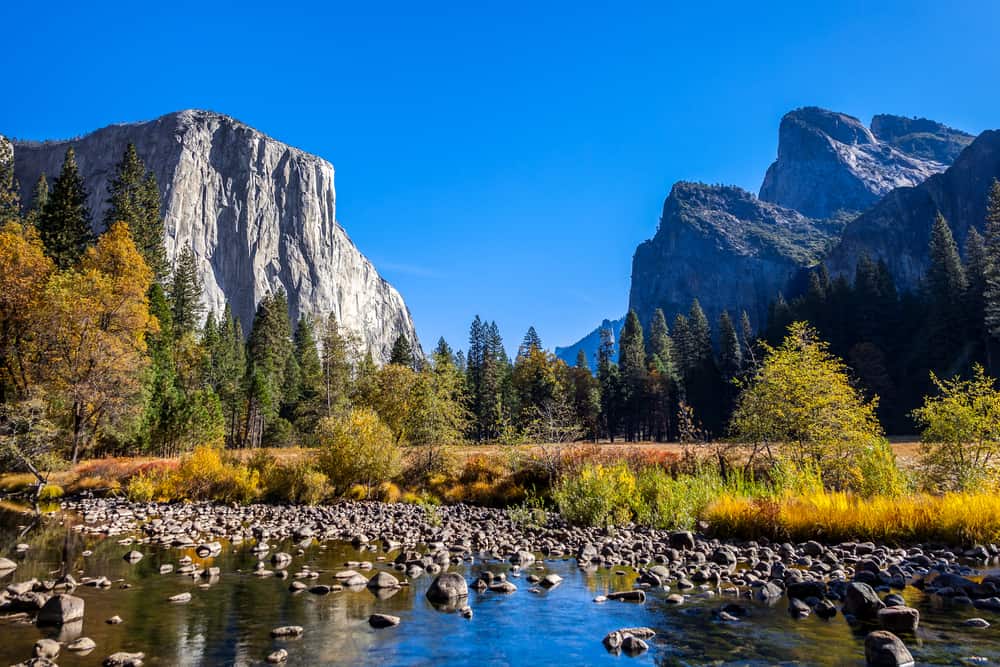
1;498;999;665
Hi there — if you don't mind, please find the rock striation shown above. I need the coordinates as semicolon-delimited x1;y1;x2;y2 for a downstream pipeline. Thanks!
628;182;841;330
758;107;969;219
7;110;418;361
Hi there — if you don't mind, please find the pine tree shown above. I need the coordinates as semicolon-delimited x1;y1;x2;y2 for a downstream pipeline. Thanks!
671;313;692;383
390;333;416;368
926;213;969;374
169;244;203;338
617;310;647;441
25;174;48;227
105;144;168;282
319;313;354;418
647;308;674;377
571;348;600;440
205;304;247;447
434;337;455;364
740;310;759;371
518;326;542;359
38;148;93;268
597;327;621;441
984;180;1000;339
718;310;742;381
0;140;20;224
685;299;723;434
965;228;990;363
243;291;294;447
291;315;323;433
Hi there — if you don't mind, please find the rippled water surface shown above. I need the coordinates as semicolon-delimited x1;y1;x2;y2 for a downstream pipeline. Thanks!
1;504;999;666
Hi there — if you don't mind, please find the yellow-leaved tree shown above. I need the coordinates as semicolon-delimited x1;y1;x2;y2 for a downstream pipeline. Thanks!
730;321;904;495
36;222;156;462
0;223;55;400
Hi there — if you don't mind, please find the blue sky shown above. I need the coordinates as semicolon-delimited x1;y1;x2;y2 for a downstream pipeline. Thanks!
3;0;999;355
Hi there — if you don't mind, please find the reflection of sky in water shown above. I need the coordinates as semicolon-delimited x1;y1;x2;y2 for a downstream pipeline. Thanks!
1;507;999;666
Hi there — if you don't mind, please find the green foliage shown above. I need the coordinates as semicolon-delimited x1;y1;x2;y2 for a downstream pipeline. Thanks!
730;322;890;492
0;140;20;224
551;462;636;527
913;364;1000;491
169;244;203;338
316;407;402;493
104;144;168;283
389;333;416;368
38;148;94;269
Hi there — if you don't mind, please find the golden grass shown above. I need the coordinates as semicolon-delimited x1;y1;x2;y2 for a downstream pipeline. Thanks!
705;490;1000;545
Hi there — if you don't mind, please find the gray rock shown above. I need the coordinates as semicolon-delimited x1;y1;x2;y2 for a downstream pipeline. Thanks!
368;613;401;628
34;638;60;659
864;630;914;667
10;111;419;361
67;637;97;652
266;649;288;663
960;617;990;628
37;594;85;626
123;551;143;563
607;590;645;603
0;556;17;571
878;606;919;633
426;572;468;604
541;573;563;588
168;592;192;603
367;571;401;590
102;652;145;667
844;582;885;620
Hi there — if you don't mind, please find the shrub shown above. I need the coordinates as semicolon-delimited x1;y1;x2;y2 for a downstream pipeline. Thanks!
316;408;402;494
37;484;64;501
126;473;157;502
632;467;722;530
912;365;1000;492
347;484;368;500
375;481;402;503
552;462;636;526
262;461;330;505
168;445;260;504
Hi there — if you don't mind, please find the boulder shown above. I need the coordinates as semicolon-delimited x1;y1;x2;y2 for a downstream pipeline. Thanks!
37;594;85;626
878;606;919;633
368;613;401;628
864;631;914;667
844;582;885;620
426;573;468;604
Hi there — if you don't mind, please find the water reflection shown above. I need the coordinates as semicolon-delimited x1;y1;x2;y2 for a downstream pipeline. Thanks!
0;506;998;666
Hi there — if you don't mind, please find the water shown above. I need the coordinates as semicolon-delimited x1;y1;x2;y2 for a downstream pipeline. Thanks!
0;504;999;666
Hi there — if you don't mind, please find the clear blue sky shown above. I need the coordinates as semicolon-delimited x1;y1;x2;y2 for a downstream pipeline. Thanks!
3;0;998;355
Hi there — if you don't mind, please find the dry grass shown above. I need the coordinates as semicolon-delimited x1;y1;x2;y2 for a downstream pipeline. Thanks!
704;490;1000;545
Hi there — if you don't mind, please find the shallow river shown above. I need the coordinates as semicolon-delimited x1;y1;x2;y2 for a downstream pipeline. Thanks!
0;504;998;666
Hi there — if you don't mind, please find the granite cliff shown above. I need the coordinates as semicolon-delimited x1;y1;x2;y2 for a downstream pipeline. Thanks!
9;110;419;362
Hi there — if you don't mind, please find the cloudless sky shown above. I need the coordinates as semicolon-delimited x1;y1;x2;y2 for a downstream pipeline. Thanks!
3;0;999;355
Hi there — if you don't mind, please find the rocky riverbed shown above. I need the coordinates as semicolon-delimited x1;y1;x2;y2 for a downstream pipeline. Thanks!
0;498;998;665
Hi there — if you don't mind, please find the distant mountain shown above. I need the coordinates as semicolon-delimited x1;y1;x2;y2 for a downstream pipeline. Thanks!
629;182;841;331
555;317;625;371
618;107;976;338
758;107;970;218
7;110;419;361
825;130;1000;290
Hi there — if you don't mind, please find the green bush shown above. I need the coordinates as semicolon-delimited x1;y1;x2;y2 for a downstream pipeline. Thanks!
263;462;331;505
551;462;635;527
316;408;402;494
632;467;722;530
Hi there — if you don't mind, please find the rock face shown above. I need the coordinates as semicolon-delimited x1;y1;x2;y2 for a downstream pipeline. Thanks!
758;107;966;218
554;316;624;371
825;130;1000;290
7;110;418;361
628;182;841;329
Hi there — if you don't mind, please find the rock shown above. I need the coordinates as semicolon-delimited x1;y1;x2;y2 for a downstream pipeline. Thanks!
159;564;173;574
102;652;145;667
168;592;192;603
960;618;991;628
123;550;143;563
844;582;885;620
878;606;919;633
621;635;649;656
864;630;914;667
37;594;85;626
426;573;468;604
367;571;401;590
815;599;838;619
510;550;535;566
11;111;420;362
669;531;696;551
541;573;563;588
754;582;783;603
0;556;17;571
67;637;97;652
369;613;401;628
271;552;292;568
607;590;645;603
34;638;60;659
266;649;288;663
270;626;304;638
665;594;684;604
106;615;124;624
789;598;811;619
489;581;517;594
195;542;222;558
460;605;473;619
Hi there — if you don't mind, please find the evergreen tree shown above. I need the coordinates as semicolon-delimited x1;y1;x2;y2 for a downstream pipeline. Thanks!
169;244;203;338
647;308;674;378
671;313;692;384
984;180;1000;339
319;313;354;418
926;214;969;375
433;337;455;364
518;326;542;359
389;333;416;368
571;348;600;440
243;291;294;447
0;140;20;224
740;310;759;371
204;304;246;447
618;310;647;441
105;144;168;282
25;174;48;227
292;315;323;433
596;327;621;441
685;299;723;434
38;147;93;268
718;310;742;381
965;228;990;364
